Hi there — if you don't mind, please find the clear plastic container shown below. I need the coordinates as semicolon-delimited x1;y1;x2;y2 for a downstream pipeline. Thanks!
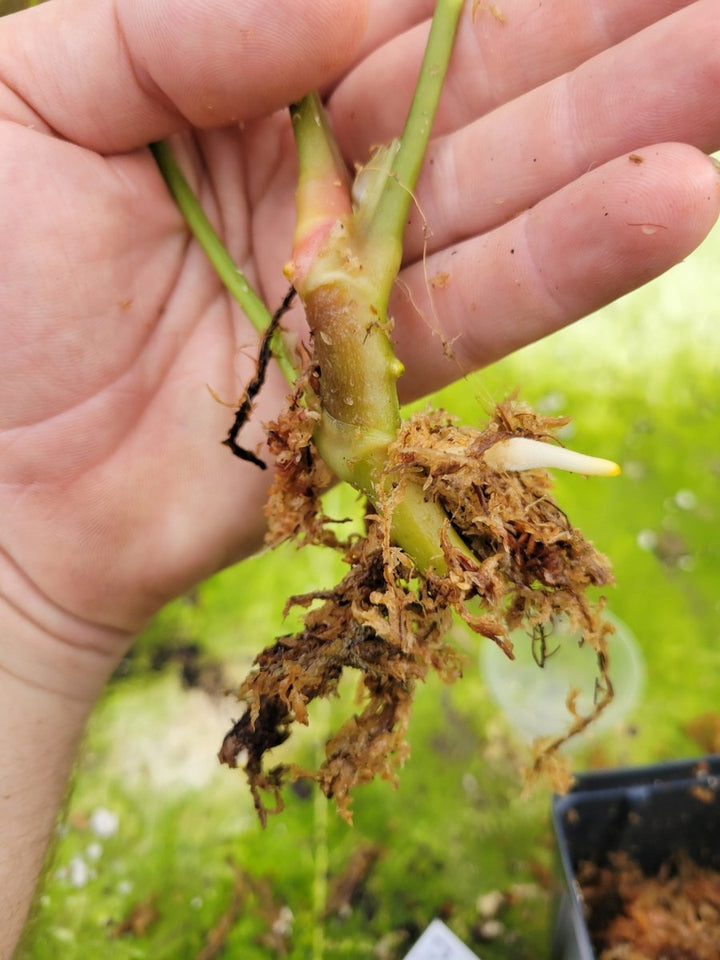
480;612;644;746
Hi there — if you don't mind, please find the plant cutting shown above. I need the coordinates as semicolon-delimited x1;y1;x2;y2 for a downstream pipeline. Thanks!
153;0;621;824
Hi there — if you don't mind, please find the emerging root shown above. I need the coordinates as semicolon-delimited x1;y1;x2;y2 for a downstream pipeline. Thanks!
220;398;615;823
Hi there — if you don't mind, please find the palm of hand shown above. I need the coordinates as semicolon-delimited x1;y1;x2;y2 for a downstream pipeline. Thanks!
0;120;298;633
1;0;717;643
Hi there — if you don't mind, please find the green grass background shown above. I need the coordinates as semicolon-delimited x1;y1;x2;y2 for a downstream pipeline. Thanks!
15;217;720;959
2;0;717;945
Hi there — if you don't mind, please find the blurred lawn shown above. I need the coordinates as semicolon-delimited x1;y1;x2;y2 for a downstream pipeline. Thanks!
3;0;718;945
16;218;720;959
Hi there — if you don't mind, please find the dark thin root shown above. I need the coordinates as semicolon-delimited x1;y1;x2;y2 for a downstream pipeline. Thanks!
223;286;297;468
531;621;560;668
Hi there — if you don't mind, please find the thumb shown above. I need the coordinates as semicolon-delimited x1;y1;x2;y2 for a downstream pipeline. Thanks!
0;0;367;152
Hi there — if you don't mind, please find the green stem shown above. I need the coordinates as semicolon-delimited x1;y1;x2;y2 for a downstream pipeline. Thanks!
361;0;464;297
150;2;469;577
290;93;352;251
149;140;297;385
287;101;402;436
287;1;468;575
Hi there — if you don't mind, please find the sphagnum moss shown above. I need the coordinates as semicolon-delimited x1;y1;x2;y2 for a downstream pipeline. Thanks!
220;399;617;823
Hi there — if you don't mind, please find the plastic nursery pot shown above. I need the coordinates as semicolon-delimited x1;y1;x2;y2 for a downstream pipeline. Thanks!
551;754;720;960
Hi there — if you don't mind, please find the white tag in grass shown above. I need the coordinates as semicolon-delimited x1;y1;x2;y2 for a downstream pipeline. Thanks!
402;919;481;959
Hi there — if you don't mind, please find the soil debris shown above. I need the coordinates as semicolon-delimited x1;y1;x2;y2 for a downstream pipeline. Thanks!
197;861;293;960
684;711;720;754
578;852;720;960
324;842;384;919
113;897;160;938
262;375;338;550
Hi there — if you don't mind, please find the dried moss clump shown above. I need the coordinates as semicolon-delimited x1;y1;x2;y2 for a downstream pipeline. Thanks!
579;852;720;960
219;398;615;823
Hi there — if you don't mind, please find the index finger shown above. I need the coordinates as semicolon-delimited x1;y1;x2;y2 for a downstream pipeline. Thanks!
0;0;367;152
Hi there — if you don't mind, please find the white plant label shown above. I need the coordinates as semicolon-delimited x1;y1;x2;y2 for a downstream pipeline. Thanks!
402;919;481;960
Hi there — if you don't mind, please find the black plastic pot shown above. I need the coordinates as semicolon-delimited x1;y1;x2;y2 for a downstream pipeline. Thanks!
551;753;720;960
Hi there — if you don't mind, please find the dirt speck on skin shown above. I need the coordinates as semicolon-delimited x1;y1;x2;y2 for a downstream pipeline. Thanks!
430;271;451;289
472;1;506;23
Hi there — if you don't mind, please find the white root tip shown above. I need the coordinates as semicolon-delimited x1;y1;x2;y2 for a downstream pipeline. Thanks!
484;437;621;477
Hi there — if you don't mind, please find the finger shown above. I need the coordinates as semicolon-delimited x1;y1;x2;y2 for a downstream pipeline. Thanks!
331;0;695;163
347;0;433;67
392;143;720;398
401;0;720;262
0;0;367;152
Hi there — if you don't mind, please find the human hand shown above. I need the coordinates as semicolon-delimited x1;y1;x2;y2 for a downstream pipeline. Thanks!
0;0;369;657
335;0;720;392
1;0;718;659
1;1;719;952
0;3;369;952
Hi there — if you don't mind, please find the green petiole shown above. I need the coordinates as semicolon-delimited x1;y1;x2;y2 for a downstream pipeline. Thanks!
362;0;464;299
149;140;298;386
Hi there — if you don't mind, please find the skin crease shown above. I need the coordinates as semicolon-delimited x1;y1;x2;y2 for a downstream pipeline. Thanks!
0;0;719;954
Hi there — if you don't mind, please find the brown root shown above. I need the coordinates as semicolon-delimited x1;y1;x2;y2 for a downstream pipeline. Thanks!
220;398;615;821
